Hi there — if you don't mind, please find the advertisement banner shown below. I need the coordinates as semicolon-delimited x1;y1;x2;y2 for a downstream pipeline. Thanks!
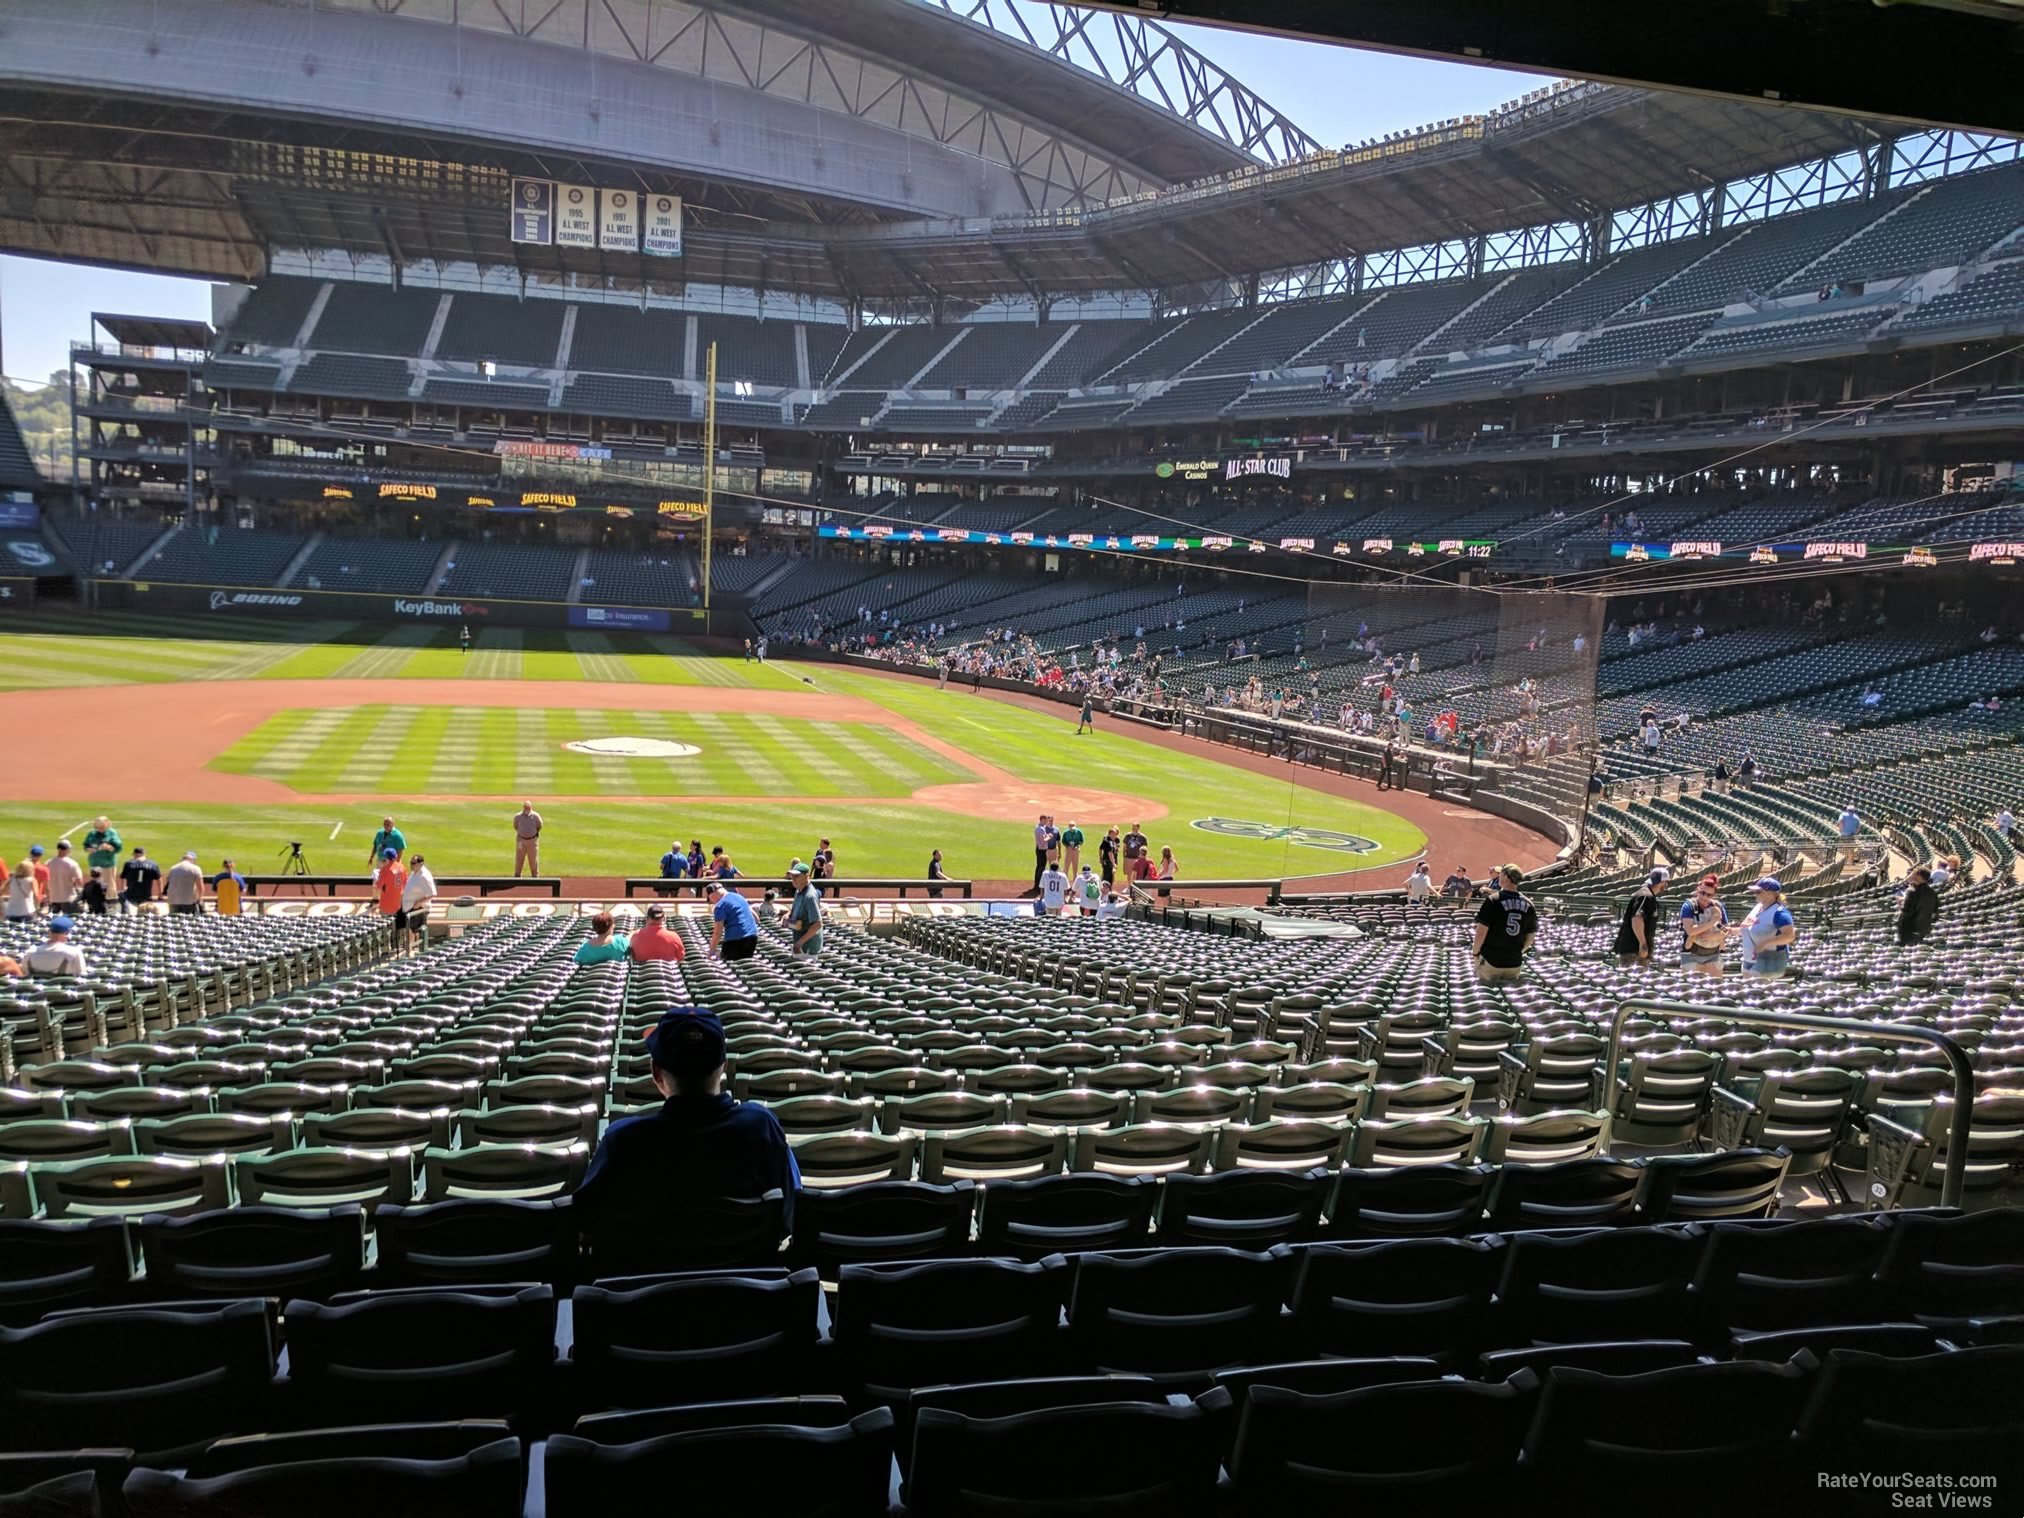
599;190;640;254
643;194;683;257
0;501;39;530
495;441;613;462
207;590;305;610
3;536;57;573
569;605;672;632
393;597;490;620
100;581;707;632
554;184;597;249
510;178;554;245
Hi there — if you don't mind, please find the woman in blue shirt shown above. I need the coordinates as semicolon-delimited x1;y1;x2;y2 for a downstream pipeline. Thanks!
1738;878;1796;976
574;912;630;965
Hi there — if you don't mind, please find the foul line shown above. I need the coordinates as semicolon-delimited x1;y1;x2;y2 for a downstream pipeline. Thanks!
328;821;345;841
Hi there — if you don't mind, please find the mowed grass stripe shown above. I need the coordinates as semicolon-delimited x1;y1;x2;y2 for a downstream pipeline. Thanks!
744;715;862;792
513;709;555;791
330;708;423;790
424;708;488;792
469;708;523;795
250;703;394;789
564;633;632;683
825;723;969;791
332;626;444;678
213;707;352;781
470;630;523;681
248;710;356;773
212;707;317;773
381;706;453;791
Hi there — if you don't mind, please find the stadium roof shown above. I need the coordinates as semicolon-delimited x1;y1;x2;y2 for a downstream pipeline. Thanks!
93;314;214;351
1117;0;2024;138
0;0;1917;300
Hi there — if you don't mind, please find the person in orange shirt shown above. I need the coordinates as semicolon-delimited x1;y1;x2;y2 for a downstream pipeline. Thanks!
374;848;408;932
627;904;687;963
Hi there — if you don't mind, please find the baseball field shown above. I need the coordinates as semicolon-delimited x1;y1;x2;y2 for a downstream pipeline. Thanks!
0;613;1552;890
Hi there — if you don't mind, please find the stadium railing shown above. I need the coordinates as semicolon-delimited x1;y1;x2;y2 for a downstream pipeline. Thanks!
623;877;974;899
1606;999;1976;1207
243;875;563;898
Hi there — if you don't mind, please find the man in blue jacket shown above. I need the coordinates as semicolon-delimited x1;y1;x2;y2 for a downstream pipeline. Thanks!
576;1007;800;1234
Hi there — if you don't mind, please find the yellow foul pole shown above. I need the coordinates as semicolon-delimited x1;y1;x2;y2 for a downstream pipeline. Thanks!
702;341;717;622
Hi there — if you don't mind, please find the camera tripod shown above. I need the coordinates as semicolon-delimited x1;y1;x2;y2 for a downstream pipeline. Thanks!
278;841;313;893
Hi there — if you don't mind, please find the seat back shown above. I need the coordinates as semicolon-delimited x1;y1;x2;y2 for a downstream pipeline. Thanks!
572;1266;820;1404
1210;1120;1350;1172
1231;1377;1533;1506
1066;1248;1291;1378
919;1126;1066;1184
1070;1124;1216;1177
1481;1109;1612;1167
0;1298;276;1455
0;1217;131;1324
234;1147;417;1211
544;1411;894;1518
124;1435;524;1515
1290;1237;1502;1359
421;1142;587;1202
908;1393;1228;1518
1486;1156;1644;1230
285;1284;556;1426
1343;1116;1486;1168
791;1181;975;1277
974;1173;1157;1260
789;1133;916;1189
1323;1163;1493;1239
138;1206;364;1301
375;1197;581;1286
834;1257;1062;1398
34;1154;232;1220
1155;1168;1329;1250
1639;1147;1791;1222
133;1113;294;1161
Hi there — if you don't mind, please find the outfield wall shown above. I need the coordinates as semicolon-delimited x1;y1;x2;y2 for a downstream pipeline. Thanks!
92;579;710;633
0;577;36;609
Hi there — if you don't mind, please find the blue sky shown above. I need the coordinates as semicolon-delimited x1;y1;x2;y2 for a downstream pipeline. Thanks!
0;29;1549;389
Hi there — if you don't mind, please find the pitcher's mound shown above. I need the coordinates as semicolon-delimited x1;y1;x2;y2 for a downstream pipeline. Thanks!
911;782;1168;823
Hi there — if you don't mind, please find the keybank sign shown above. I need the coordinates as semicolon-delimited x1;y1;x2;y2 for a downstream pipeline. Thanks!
393;598;487;618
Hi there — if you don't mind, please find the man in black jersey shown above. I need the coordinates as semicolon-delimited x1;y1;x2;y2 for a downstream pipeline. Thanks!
1613;869;1666;968
1471;864;1537;983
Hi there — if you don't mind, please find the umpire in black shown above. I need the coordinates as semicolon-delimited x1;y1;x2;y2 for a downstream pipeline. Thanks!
576;1008;801;1239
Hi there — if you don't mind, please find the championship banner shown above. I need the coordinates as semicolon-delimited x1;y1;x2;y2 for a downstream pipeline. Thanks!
599;190;639;254
510;179;553;245
643;194;683;257
555;184;597;249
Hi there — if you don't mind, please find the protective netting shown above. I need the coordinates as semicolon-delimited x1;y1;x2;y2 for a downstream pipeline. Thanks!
1195;580;1605;834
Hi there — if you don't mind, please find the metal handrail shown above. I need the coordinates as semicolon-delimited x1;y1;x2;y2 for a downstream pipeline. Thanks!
1607;997;1974;1208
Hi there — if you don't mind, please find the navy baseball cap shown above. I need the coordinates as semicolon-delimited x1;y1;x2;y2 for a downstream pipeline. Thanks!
382;847;398;860
1753;877;1783;892
645;1008;726;1075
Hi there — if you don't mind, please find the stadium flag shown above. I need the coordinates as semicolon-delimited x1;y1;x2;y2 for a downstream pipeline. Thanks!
510;179;553;245
643;194;683;257
599;189;640;253
555;184;597;248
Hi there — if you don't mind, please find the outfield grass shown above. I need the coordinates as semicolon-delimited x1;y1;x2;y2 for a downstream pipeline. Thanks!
0;617;1426;882
0;617;805;690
